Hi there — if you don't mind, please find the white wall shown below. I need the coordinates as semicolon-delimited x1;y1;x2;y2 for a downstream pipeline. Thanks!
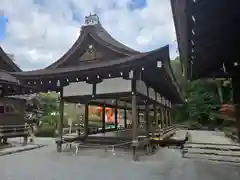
96;78;131;94
63;82;93;97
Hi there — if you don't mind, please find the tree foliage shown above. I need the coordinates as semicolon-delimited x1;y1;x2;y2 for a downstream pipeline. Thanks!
171;58;231;127
37;92;59;126
37;92;85;127
37;92;59;116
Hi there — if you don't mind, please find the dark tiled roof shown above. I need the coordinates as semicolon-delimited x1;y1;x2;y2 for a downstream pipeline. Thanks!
46;23;139;69
90;24;138;54
12;46;169;77
171;0;239;80
0;69;19;84
0;47;22;72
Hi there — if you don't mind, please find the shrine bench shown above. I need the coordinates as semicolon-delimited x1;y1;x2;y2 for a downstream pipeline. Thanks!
0;125;28;144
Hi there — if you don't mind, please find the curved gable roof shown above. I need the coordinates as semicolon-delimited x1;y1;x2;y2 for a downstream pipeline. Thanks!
0;47;22;72
0;69;19;83
46;15;139;69
91;24;138;54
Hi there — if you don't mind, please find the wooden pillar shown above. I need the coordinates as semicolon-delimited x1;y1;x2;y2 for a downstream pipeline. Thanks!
23;136;28;145
165;108;169;127
159;107;164;129
137;106;140;127
232;75;240;139
157;110;161;129
166;109;169;127
131;70;138;161
57;88;64;152
157;109;161;129
114;100;118;130
145;102;149;137
132;93;138;161
168;110;172;126
102;105;106;133
161;107;165;128
154;102;157;133
162;108;166;127
124;107;127;128
84;104;89;138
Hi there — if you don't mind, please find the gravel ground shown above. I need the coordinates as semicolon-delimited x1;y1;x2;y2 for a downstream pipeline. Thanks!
0;132;239;180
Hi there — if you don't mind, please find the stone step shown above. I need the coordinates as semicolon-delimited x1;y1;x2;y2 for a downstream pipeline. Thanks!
185;142;240;146
183;153;240;164
185;143;240;151
184;142;240;151
183;148;240;157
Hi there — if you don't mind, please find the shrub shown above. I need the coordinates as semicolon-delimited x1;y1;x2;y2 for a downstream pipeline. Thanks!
35;124;56;137
188;122;203;130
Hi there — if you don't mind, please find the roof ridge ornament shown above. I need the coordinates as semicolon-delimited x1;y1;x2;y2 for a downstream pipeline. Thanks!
84;13;100;26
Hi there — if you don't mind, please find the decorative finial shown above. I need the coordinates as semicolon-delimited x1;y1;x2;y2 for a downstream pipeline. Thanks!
84;13;100;26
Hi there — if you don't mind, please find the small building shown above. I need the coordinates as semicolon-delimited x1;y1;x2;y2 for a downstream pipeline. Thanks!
0;96;27;143
0;48;32;144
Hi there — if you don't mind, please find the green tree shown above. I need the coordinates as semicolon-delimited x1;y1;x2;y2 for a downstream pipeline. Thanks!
170;58;223;127
37;92;59;126
37;92;59;116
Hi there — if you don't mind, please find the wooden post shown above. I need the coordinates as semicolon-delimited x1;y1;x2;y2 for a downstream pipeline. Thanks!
153;102;157;133
145;102;149;137
114;100;118;130
132;93;138;161
162;108;166;127
57;88;64;152
165;109;169;127
157;110;161;130
168;110;171;126
137;106;140;127
102;105;106;133
232;75;240;140
131;69;138;161
161;107;164;128
23;136;28;145
124;107;127;128
84;104;89;139
159;109;163;129
165;108;169;127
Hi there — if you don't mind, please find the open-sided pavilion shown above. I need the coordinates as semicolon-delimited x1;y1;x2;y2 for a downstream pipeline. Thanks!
6;14;183;160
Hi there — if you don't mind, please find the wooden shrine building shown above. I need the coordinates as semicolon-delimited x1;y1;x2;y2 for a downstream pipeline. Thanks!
0;47;33;144
171;0;240;139
10;14;183;160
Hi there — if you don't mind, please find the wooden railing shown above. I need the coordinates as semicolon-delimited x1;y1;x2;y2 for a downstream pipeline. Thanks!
0;124;28;138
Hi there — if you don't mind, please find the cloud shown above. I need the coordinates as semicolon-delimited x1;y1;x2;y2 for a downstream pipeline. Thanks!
0;0;177;70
